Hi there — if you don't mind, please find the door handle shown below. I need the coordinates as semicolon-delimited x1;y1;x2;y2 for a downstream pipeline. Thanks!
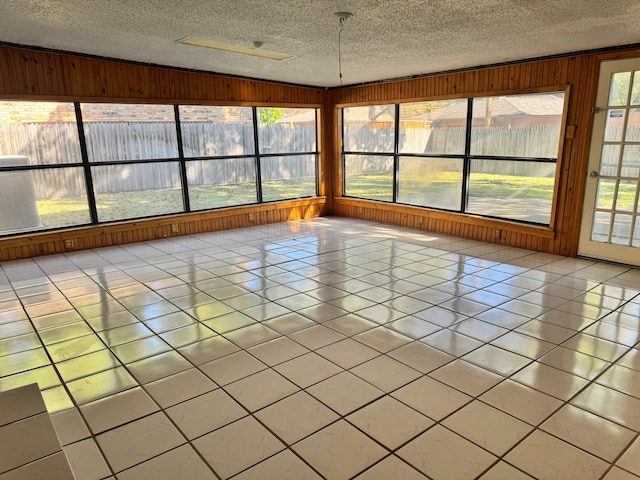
589;171;599;178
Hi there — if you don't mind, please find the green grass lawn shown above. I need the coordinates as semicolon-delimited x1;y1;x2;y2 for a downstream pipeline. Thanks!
36;196;92;228
29;173;637;230
34;178;317;228
347;172;637;205
346;172;556;201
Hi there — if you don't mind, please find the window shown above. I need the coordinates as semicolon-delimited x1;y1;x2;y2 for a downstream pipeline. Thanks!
0;101;319;237
180;106;257;209
179;105;254;157
397;100;467;210
82;104;179;162
344;154;394;202
81;103;182;222
398;157;463;210
257;108;318;201
186;157;257;210
91;163;183;222
342;106;395;200
467;93;564;224
0;101;91;233
260;155;317;201
399;100;467;155
341;92;565;225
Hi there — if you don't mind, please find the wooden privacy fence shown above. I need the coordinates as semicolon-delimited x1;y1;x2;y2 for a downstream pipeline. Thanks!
1;122;317;199
5;121;637;199
0;123;82;165
345;125;567;176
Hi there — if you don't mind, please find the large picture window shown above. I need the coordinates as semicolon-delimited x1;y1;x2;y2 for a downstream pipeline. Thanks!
0;101;319;236
342;92;565;225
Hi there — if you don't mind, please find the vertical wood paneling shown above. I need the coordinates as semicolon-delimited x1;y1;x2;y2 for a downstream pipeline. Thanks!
3;44;640;259
0;45;327;260
328;50;640;256
0;199;326;261
0;45;323;104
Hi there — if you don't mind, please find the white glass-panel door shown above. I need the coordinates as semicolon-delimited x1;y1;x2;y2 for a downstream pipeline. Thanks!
579;58;640;266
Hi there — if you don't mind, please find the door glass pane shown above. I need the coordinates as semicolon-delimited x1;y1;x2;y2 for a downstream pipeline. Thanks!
611;214;632;245
608;72;631;106
600;145;621;176
399;100;467;155
604;109;626;142
92;162;183;222
257;108;316;154
179;106;254;156
0;101;82;165
82;104;178;162
624;108;640;141
187;158;256;210
596;179;616;209
616;180;638;212
467;159;555;224
591;211;611;242
343;106;395;153
0;167;90;233
344;154;393;201
633;220;640;247
470;93;564;158
397;157;463;210
621;145;640;178
631;71;640;106
260;155;317;201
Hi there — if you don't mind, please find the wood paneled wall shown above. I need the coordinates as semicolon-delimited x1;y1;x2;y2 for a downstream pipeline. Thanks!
332;198;554;252
0;45;324;104
328;49;640;257
0;45;328;260
0;198;326;261
2;44;640;259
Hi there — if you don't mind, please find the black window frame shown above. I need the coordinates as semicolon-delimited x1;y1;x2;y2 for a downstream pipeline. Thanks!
0;101;320;238
341;92;566;226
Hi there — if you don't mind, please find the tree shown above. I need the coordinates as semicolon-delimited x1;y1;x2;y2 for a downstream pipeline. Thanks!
259;107;283;124
609;72;640;106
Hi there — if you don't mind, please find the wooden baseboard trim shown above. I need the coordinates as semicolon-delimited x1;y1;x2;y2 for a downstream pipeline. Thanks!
0;197;327;261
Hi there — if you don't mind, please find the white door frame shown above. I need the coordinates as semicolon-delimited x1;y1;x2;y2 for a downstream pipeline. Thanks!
578;58;640;266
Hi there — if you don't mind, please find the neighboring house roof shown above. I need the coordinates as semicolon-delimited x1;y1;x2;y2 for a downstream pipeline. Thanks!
277;94;565;125
433;94;564;122
342;106;395;124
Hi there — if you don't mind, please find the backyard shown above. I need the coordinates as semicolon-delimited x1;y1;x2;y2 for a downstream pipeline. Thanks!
34;178;318;228
26;172;638;230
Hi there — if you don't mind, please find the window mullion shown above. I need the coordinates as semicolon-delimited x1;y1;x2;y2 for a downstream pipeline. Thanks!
314;109;319;196
75;103;99;224
340;109;346;197
462;98;474;213
252;107;263;203
174;105;190;213
393;104;400;203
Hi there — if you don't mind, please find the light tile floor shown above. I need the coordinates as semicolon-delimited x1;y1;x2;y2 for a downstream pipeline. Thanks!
1;217;640;480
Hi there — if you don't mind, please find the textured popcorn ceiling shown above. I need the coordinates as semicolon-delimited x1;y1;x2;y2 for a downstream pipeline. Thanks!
1;0;640;87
